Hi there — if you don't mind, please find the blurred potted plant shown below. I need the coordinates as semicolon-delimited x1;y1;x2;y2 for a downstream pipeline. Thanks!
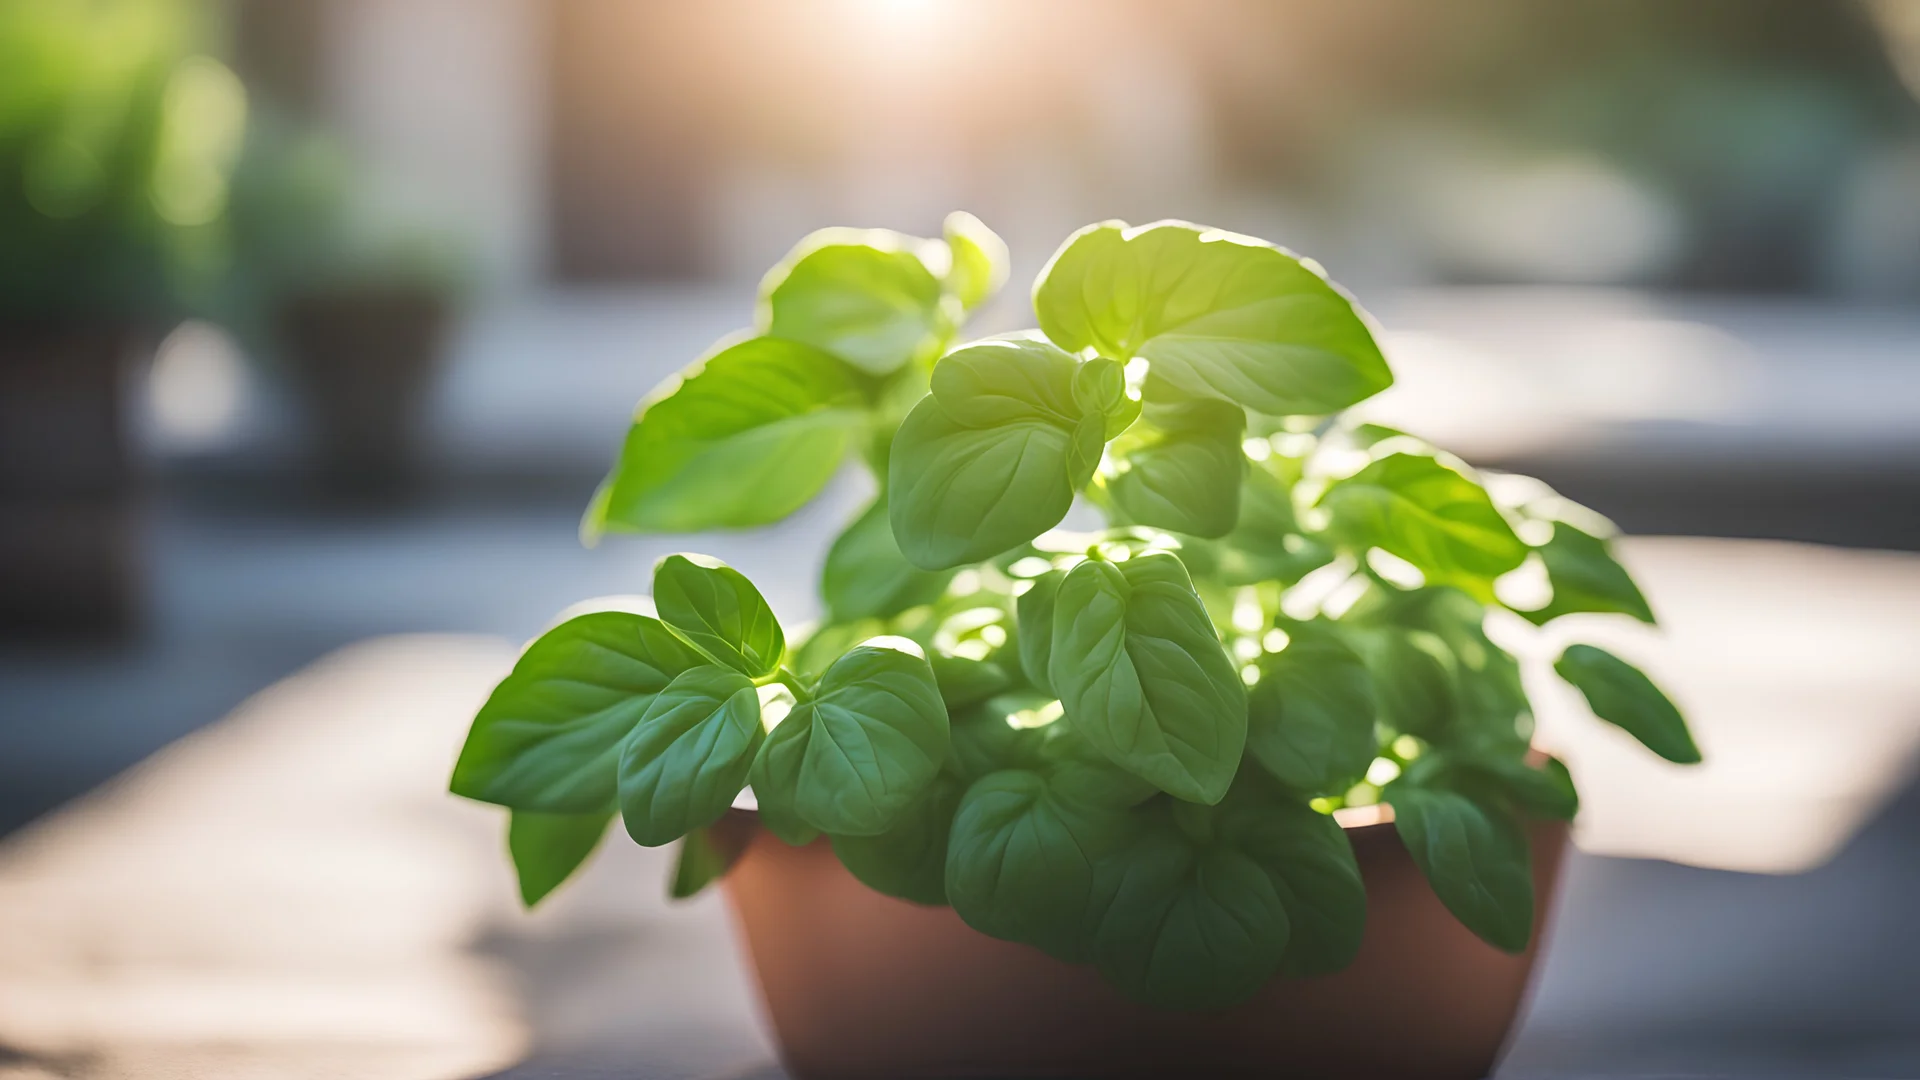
225;116;469;496
0;0;245;635
449;215;1700;1079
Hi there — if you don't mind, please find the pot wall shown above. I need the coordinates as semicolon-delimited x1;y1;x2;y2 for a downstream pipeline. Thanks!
723;815;1567;1080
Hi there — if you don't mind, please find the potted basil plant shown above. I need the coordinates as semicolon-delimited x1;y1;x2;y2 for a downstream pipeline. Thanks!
451;214;1698;1079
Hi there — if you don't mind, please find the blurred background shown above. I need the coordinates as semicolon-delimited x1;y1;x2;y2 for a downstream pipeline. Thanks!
2;1;1919;1077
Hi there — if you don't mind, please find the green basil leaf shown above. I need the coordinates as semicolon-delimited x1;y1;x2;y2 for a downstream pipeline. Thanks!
929;335;1083;426
1072;356;1141;438
1103;398;1246;538
616;666;763;846
653;554;785;677
1087;816;1291;1010
1216;781;1366;977
822;495;954;623
832;771;966;905
888;395;1081;571
1352;586;1528;744
669;825;739;900
942;210;1009;313
1347;626;1456;738
1516;522;1656;626
944;767;1143;962
1456;754;1579;821
1386;783;1534;953
589;336;865;535
1320;453;1528;587
1554;644;1700;764
1177;462;1333;587
1034;220;1392;417
947;693;1050;782
1015;570;1064;694
1049;553;1248;804
1247;621;1377;795
761;231;945;375
451;613;706;812
930;653;1013;711
508;810;612;907
750;643;950;836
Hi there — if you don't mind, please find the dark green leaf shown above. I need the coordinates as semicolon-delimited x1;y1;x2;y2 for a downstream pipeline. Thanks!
1087;815;1291;1010
761;232;945;375
942;211;1008;312
1247;621;1377;795
451;613;705;812
821;496;954;623
1216;781;1366;977
589;337;865;535
930;653;1013;711
653;554;785;677
1517;523;1656;626
1034;220;1392;417
508;810;612;907
1457;754;1580;821
669;826;739;900
947;693;1049;782
1049;553;1248;804
749;643;950;836
1386;783;1534;953
832;771;966;905
1104;398;1246;539
1320;453;1527;587
944;766;1143;962
616;666;763;846
1554;644;1700;764
1015;570;1064;694
1347;626;1456;738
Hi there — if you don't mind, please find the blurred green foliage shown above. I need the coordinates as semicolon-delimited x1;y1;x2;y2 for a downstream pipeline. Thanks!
0;0;246;324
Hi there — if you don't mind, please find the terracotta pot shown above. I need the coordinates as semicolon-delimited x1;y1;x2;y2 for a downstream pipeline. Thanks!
721;812;1567;1080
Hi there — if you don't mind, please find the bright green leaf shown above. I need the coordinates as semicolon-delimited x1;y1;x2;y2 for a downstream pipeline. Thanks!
1386;783;1534;953
1247;620;1377;795
1034;220;1392;417
590;336;865;535
451;613;705;812
616;666;763;846
1177;462;1333;587
750;643;950;837
1103;398;1246;538
889;396;1079;571
1048;553;1248;804
832;771;965;905
942;210;1008;313
1320;453;1527;587
653;554;785;677
508;810;612;907
760;230;945;375
1554;644;1700;764
1517;523;1656;626
821;496;954;623
1072;356;1140;439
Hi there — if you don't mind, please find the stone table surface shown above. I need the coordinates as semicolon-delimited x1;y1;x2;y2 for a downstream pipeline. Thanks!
2;537;1918;1079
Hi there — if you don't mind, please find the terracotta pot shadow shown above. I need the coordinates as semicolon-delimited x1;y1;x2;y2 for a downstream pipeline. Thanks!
720;813;1566;1080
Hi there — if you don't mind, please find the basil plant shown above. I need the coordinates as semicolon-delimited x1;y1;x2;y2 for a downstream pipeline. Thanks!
451;215;1698;1010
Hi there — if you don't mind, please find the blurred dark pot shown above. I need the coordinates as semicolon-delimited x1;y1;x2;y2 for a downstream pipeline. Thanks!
277;286;451;494
0;324;142;638
721;811;1567;1080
